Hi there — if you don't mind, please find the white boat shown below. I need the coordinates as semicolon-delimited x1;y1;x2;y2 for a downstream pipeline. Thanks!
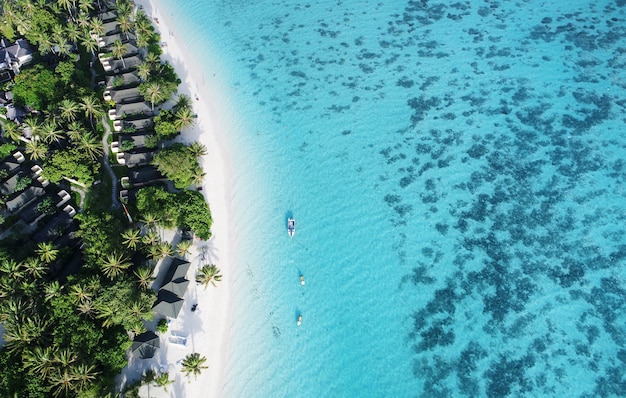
288;217;296;237
300;275;305;286
297;314;302;327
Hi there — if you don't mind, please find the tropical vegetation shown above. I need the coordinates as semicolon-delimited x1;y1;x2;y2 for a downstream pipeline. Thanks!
0;0;218;396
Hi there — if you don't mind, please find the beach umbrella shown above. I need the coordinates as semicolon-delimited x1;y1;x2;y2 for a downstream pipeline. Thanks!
131;331;160;359
153;289;184;318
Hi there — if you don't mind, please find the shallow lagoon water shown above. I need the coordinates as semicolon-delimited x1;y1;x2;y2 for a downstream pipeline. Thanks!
156;0;626;396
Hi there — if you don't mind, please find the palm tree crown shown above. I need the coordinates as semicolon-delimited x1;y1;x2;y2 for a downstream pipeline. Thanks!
196;265;223;288
181;353;208;379
100;252;131;280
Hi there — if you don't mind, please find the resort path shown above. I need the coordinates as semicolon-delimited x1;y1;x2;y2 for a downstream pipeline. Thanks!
101;116;121;209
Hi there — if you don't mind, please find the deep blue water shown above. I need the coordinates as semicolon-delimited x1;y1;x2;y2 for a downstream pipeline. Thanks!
155;0;626;396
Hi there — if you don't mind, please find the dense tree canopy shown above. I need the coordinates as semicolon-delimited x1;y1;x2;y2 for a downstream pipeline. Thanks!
42;147;100;186
135;187;213;240
152;143;202;189
12;65;64;111
0;0;221;395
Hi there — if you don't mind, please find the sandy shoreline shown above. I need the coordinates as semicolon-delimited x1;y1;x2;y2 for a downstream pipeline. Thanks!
130;1;235;396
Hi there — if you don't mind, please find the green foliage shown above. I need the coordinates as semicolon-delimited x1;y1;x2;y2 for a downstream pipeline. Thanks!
135;186;178;227
12;65;63;111
145;134;159;149
55;61;76;85
140;62;180;106
1;24;15;42
112;76;125;87
15;176;31;192
0;143;16;158
152;143;201;189
0;349;26;396
36;197;55;216
156;318;168;334
135;187;213;240
42;147;100;186
176;190;213;240
153;109;177;139
93;276;155;332
120;139;134;152
48;294;103;357
23;8;58;45
75;212;126;265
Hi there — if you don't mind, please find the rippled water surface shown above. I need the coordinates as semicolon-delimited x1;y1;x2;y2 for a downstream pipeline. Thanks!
157;0;626;396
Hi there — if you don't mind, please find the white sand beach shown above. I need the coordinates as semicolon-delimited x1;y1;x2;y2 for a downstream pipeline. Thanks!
120;1;236;396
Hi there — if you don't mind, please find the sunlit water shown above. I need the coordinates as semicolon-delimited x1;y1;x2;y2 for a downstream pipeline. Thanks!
154;0;626;396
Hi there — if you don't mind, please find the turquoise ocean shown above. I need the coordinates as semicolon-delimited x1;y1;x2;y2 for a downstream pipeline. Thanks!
154;0;626;396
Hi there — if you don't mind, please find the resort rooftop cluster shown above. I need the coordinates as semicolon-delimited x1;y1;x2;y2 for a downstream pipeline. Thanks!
0;0;223;396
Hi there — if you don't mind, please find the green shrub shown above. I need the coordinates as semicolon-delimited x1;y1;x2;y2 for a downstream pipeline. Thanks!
156;318;168;334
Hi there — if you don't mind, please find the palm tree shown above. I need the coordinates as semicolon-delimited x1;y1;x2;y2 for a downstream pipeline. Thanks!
143;82;166;110
133;266;154;290
3;121;23;142
129;300;152;321
176;240;193;258
145;52;160;68
94;304;116;328
192;168;206;186
100;252;131;279
56;0;76;20
0;297;29;323
23;345;57;379
23;116;41;137
78;133;103;160
117;13;133;41
111;39;127;69
115;0;133;17
147;244;161;261
65;22;82;44
25;139;47;161
66;121;85;141
0;259;23;280
156;242;173;259
80;95;103;131
40;120;64;144
136;31;150;50
175;94;192;112
189;142;208;158
76;11;90;30
70;283;92;304
134;10;152;32
89;17;104;38
59;99;80;122
80;34;98;57
22;257;46;279
3;315;50;354
35;31;56;56
136;62;151;81
181;353;208;379
141;213;160;232
78;0;94;14
49;368;75;397
142;230;160;247
174;107;196;132
76;300;95;317
121;228;141;250
37;242;59;264
71;363;99;392
44;280;63;302
154;372;174;391
196;265;223;288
